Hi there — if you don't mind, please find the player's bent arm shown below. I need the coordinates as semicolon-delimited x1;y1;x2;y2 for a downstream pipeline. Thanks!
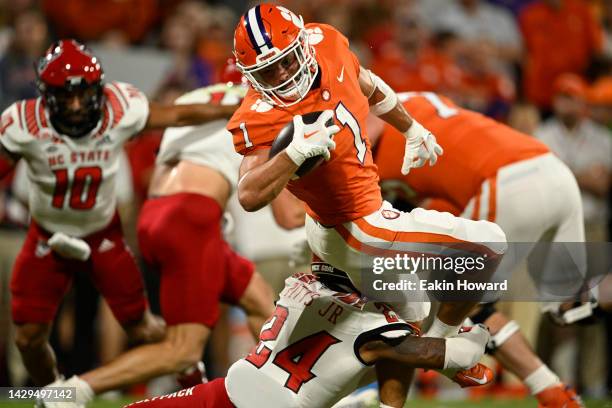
144;102;238;130
358;66;412;133
0;144;19;179
271;188;306;229
359;66;442;174
238;149;299;212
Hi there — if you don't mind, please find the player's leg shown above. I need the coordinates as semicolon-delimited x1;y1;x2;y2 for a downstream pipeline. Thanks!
88;216;165;345
13;323;58;386
10;222;73;385
79;322;211;395
122;378;233;408
358;324;490;407
219;242;274;339
375;361;415;408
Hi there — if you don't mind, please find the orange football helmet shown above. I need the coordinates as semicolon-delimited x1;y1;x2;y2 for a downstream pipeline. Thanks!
233;4;318;107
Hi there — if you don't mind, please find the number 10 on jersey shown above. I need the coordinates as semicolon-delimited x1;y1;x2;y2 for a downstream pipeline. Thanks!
52;166;103;210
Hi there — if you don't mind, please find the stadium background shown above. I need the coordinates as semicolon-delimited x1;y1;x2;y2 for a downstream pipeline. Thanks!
0;0;611;406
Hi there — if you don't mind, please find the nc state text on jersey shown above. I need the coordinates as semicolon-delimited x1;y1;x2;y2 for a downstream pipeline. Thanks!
48;150;111;167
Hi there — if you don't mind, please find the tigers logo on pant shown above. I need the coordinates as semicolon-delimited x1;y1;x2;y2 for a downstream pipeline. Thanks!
382;209;400;220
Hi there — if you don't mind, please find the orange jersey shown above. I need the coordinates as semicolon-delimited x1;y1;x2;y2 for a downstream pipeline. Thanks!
228;24;382;225
374;92;549;212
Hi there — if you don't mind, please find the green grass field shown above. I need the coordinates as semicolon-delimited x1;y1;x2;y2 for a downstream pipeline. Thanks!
1;398;611;408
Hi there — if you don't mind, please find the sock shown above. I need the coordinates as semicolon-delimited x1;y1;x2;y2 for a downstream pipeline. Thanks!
424;316;461;338
524;365;561;395
380;404;397;408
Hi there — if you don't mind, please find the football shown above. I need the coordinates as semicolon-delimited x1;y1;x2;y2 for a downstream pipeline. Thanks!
269;111;333;178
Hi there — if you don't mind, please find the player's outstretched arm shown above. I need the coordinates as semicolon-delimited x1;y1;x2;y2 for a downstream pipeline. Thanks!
0;144;18;180
358;67;443;175
144;102;239;130
359;324;490;371
238;148;299;212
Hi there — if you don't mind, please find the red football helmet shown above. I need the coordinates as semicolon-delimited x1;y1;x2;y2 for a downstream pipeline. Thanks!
36;39;105;138
233;4;318;107
220;57;247;86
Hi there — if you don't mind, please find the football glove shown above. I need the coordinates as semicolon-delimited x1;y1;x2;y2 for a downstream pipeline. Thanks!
285;110;339;166
402;121;443;175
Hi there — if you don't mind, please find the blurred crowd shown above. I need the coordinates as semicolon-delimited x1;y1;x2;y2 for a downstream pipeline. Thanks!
0;0;611;402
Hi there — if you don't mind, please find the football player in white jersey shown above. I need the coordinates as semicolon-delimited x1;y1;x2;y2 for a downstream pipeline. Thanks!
41;71;277;407
122;269;492;408
0;39;237;390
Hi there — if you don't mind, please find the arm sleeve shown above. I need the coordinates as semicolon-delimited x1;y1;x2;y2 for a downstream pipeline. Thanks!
0;104;26;156
107;81;150;136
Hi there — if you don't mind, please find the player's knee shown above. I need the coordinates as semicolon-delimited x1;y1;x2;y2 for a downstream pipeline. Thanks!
473;220;507;255
240;272;274;318
15;324;50;353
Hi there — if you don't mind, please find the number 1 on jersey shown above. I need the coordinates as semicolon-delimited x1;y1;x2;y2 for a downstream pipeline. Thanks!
335;102;366;164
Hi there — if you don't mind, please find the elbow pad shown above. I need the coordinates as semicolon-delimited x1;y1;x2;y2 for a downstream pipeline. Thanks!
367;70;399;117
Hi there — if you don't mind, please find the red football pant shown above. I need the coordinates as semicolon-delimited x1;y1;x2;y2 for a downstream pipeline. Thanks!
124;378;233;408
137;193;254;327
11;214;147;324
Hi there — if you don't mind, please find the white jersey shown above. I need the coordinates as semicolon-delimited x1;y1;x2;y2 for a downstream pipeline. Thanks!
156;84;246;192
225;273;415;408
0;81;149;237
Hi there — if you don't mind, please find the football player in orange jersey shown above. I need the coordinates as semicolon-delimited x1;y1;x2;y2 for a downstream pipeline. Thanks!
227;4;507;407
370;91;587;408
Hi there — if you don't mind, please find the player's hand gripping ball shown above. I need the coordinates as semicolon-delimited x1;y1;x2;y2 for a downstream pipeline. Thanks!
269;110;339;178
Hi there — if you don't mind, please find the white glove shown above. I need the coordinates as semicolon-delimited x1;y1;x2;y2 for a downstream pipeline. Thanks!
285;110;340;166
48;232;91;261
443;324;489;369
402;120;443;175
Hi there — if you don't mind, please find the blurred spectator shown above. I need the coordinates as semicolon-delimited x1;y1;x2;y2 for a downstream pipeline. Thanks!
42;0;159;45
588;76;612;128
535;73;611;235
159;8;214;90
519;0;604;110
599;0;612;58
507;102;541;135
370;14;463;93
0;9;48;111
487;0;538;16
425;0;523;71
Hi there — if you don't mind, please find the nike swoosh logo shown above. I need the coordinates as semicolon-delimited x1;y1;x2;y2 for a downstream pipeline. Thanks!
337;66;344;82
463;373;488;385
304;131;318;139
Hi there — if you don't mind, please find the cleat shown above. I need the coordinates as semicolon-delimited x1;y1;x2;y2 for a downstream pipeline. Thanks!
536;384;585;408
451;363;494;388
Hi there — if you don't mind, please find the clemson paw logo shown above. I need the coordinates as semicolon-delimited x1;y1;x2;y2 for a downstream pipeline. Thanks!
306;27;324;45
250;98;273;113
277;6;303;28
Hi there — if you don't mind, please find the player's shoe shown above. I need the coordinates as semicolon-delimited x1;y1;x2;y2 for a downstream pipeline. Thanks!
450;363;494;388
536;384;585;408
176;361;208;389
